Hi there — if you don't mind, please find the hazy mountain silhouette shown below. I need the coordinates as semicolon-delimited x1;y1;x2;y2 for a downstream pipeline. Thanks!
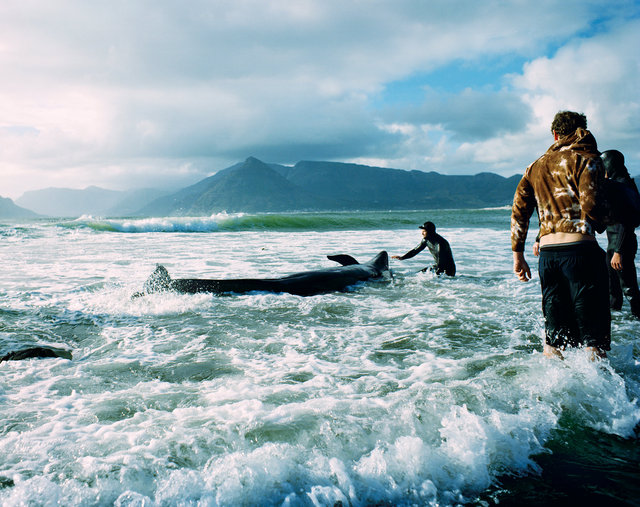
138;157;522;215
0;196;39;218
16;186;168;217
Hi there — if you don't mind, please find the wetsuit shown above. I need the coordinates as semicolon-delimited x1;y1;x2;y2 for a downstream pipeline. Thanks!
399;233;456;276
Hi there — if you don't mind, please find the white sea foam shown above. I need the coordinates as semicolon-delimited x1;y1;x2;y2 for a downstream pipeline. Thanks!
71;212;246;233
1;213;638;505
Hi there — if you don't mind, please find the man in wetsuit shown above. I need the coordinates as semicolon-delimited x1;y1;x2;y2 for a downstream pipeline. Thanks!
511;110;610;359
392;221;456;276
602;149;640;319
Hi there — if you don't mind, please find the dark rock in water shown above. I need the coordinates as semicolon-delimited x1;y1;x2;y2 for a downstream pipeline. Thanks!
0;347;72;363
0;476;15;489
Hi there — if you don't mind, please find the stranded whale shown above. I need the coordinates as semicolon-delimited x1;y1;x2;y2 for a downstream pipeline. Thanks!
136;251;390;297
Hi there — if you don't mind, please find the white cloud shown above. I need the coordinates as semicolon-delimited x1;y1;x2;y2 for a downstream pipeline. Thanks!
0;0;638;198
385;15;640;176
515;18;640;152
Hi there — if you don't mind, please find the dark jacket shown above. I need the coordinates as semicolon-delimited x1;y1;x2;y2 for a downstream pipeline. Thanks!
605;160;639;254
511;128;607;252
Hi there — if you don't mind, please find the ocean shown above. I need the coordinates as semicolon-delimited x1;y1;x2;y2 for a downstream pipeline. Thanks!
1;208;638;506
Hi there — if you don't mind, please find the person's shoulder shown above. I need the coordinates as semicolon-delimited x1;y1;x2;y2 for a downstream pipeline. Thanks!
527;148;554;174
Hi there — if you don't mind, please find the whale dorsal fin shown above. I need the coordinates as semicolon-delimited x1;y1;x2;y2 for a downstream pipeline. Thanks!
327;254;359;266
142;264;172;293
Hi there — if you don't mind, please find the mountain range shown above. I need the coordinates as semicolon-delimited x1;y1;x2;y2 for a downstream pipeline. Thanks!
137;157;522;216
0;196;40;219
4;157;531;218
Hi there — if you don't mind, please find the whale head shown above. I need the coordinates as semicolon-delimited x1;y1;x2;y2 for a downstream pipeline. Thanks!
368;251;389;273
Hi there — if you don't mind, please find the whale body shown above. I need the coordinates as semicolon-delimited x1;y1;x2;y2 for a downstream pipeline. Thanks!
137;251;390;297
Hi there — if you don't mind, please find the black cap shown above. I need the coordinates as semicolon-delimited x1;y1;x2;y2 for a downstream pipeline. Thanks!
418;221;436;233
601;150;629;180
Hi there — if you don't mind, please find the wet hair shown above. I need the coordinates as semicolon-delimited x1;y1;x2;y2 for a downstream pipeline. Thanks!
420;221;436;234
550;111;587;137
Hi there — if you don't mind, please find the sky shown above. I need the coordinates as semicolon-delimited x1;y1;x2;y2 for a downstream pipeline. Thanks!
1;0;639;199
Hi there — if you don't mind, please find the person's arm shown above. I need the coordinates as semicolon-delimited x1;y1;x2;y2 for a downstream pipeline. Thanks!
511;173;536;281
611;251;623;271
608;222;625;252
511;174;536;253
607;222;625;271
513;251;531;281
392;239;427;260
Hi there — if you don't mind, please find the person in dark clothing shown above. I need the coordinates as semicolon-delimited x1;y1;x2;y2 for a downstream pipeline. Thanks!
602;149;640;319
392;221;456;276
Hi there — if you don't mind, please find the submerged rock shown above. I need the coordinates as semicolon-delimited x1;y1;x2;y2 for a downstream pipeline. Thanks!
0;346;72;363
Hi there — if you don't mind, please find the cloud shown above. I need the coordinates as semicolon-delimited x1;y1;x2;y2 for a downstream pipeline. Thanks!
513;17;640;156
450;16;640;175
0;0;638;198
385;88;533;142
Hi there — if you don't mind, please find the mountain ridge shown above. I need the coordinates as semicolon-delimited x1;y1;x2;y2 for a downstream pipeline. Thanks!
138;157;523;216
11;156;634;218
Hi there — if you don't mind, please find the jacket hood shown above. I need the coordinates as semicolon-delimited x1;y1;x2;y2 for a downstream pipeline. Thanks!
550;128;599;156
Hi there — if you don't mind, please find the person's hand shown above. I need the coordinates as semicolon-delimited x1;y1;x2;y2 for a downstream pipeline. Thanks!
513;251;531;282
611;252;623;271
532;241;540;257
391;255;401;260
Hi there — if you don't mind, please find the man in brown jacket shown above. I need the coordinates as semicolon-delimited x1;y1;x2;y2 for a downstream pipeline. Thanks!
511;111;610;359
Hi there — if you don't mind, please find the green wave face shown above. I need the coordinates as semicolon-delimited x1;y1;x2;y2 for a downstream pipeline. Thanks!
58;208;513;233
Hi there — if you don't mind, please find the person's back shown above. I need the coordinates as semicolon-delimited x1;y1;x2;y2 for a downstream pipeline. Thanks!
512;127;603;249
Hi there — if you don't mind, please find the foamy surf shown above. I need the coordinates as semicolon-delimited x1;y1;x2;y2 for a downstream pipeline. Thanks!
1;208;638;505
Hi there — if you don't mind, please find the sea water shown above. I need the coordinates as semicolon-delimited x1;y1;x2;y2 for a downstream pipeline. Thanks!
0;209;638;506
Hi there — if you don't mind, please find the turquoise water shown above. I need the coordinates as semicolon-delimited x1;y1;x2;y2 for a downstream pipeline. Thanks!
1;209;638;506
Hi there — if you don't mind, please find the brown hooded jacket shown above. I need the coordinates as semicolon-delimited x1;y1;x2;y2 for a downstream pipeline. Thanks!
511;128;606;252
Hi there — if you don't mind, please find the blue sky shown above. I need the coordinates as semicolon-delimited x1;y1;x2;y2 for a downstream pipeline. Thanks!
1;0;639;198
377;57;529;104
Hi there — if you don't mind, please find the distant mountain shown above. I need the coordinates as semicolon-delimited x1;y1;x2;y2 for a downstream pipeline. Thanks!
14;162;640;218
137;157;342;216
106;188;170;216
138;157;522;216
0;196;39;218
274;161;522;210
16;186;168;217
